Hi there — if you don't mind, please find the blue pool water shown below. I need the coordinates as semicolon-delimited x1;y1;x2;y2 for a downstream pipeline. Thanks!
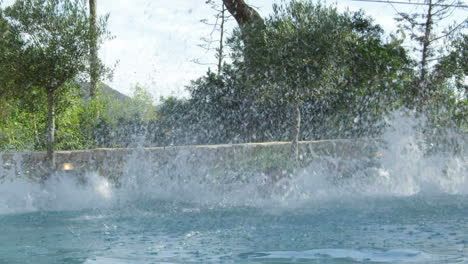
0;172;467;264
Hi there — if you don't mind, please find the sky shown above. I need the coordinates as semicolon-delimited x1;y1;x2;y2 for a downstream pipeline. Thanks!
97;0;401;100
2;0;466;100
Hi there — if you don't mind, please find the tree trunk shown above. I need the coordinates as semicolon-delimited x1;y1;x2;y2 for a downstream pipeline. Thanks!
222;0;265;68
217;3;226;75
418;0;433;101
46;87;56;171
222;0;262;27
291;103;301;162
89;0;99;97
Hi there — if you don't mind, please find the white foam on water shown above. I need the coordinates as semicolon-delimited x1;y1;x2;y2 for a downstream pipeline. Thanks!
0;178;38;214
83;257;153;264
277;112;467;206
0;172;115;215
373;113;467;196
254;248;460;263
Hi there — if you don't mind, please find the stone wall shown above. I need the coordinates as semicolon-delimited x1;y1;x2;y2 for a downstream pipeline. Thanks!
1;139;380;182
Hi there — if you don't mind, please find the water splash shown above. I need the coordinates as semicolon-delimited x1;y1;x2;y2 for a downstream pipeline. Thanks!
0;172;115;215
245;248;461;263
282;112;467;204
0;112;466;214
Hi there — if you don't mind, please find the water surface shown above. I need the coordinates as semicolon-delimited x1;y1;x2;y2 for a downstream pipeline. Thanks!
1;181;467;264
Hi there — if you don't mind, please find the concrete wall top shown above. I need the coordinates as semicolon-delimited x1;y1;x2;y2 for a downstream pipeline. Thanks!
1;139;380;181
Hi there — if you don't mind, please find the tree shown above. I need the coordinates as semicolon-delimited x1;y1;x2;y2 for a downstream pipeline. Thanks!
395;0;467;104
222;0;265;69
254;1;411;159
0;0;108;170
195;1;231;75
213;1;410;159
89;0;99;97
175;2;411;150
222;0;262;29
393;0;467;153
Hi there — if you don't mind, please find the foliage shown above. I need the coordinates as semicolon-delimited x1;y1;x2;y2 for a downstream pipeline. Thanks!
1;0;465;152
395;0;467;104
0;82;159;151
1;0;94;91
169;1;413;146
0;96;46;151
393;0;467;150
0;0;111;163
89;84;158;148
152;96;192;145
260;2;412;138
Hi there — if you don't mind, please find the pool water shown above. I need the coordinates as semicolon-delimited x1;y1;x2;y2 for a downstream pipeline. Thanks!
0;173;467;264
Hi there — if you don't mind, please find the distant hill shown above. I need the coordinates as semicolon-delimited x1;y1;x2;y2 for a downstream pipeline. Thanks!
79;82;130;102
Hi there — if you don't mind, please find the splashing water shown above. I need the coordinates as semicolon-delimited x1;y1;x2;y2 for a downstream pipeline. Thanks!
0;173;114;215
0;113;467;264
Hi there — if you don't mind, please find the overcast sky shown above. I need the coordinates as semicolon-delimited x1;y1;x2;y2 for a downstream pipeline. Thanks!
2;0;466;100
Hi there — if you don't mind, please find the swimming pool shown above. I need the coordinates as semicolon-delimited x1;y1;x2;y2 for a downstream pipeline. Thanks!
0;158;466;264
